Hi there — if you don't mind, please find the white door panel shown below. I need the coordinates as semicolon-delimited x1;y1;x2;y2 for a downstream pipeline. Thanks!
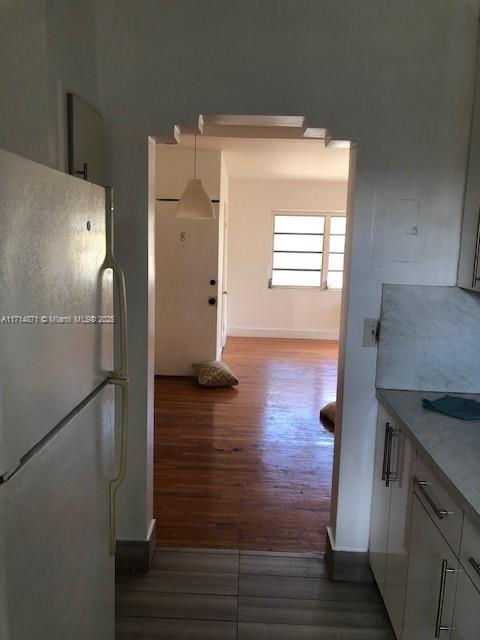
155;201;220;375
369;405;391;595
0;384;115;640
0;148;113;475
453;570;480;639
384;431;414;638
403;496;458;640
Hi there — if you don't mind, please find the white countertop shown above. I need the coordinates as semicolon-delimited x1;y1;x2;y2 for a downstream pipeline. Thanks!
377;388;480;528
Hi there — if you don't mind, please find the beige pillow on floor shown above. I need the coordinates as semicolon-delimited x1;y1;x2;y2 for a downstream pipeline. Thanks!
193;360;239;387
320;401;336;426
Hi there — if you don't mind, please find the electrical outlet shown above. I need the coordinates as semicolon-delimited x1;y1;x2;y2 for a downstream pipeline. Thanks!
362;318;379;347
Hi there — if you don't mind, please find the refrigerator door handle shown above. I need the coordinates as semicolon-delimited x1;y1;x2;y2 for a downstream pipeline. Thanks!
106;376;128;555
104;187;128;380
104;186;129;555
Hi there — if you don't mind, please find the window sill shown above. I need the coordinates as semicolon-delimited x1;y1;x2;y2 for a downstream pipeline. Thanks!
268;285;343;291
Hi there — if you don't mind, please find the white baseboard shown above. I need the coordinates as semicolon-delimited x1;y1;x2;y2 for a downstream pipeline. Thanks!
227;327;340;340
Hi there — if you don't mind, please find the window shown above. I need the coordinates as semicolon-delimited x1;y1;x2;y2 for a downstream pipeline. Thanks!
270;213;346;289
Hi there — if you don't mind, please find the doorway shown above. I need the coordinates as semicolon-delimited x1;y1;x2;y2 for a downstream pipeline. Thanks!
153;115;355;552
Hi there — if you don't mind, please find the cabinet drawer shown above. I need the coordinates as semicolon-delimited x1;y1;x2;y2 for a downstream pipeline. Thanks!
414;455;463;555
460;516;480;591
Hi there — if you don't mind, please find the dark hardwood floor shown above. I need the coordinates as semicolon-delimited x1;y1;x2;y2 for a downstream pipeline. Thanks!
154;337;338;551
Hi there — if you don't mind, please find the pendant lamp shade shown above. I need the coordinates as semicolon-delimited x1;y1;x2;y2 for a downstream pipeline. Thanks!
176;178;215;220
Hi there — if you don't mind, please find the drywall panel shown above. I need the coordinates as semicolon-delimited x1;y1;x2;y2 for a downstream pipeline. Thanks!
156;145;221;199
0;1;50;164
227;179;348;339
3;0;478;551
93;0;477;548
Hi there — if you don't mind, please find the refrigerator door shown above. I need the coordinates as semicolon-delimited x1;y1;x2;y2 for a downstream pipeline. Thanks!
0;148;113;476
0;384;115;640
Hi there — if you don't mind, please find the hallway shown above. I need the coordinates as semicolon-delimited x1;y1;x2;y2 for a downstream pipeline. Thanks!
116;547;394;639
154;337;338;551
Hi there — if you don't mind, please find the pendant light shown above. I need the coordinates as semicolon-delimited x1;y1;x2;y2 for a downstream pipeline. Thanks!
176;131;215;220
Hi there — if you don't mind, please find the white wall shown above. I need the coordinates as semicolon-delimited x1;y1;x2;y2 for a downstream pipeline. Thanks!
155;145;222;375
94;0;479;552
2;0;478;551
0;1;49;165
46;0;99;172
0;0;98;171
227;179;348;340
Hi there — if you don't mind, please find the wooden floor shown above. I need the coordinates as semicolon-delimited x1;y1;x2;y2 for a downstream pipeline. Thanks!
116;547;394;639
154;337;338;551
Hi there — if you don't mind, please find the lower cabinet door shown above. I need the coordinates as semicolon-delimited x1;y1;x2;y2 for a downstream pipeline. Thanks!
403;495;458;640
369;405;392;595
384;430;414;639
452;570;480;639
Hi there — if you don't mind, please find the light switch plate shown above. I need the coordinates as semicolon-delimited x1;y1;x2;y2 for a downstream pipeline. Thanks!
362;318;379;347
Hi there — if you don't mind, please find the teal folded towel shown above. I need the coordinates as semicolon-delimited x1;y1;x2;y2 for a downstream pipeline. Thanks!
422;396;480;421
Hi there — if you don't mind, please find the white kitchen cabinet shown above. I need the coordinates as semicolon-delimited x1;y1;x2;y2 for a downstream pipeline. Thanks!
383;431;414;638
452;569;480;639
455;514;480;640
369;405;414;638
369;404;392;593
402;495;459;640
371;397;480;640
457;31;480;291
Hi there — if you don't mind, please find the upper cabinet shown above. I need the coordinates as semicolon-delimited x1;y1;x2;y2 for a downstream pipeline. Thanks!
67;93;104;187
458;46;480;290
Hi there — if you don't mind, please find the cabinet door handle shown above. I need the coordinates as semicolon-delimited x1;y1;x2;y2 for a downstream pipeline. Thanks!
381;422;390;481
385;428;399;487
469;557;480;578
435;559;455;638
414;478;449;520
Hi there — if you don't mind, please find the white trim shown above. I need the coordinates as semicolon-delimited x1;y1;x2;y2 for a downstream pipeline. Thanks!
227;327;340;340
145;518;156;543
119;518;157;543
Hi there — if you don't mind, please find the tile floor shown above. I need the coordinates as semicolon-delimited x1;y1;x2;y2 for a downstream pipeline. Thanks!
116;547;395;639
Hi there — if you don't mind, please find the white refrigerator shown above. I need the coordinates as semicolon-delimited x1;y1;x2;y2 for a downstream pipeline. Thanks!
0;148;128;639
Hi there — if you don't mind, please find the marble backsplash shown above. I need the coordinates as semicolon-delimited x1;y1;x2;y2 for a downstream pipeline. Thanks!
376;284;480;392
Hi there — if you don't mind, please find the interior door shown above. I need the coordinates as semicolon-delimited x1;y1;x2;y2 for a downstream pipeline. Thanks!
67;92;104;186
155;201;220;375
0;385;115;640
402;496;458;640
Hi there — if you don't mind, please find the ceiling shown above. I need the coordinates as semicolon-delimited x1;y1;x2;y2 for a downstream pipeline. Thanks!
156;115;351;182
172;136;350;182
